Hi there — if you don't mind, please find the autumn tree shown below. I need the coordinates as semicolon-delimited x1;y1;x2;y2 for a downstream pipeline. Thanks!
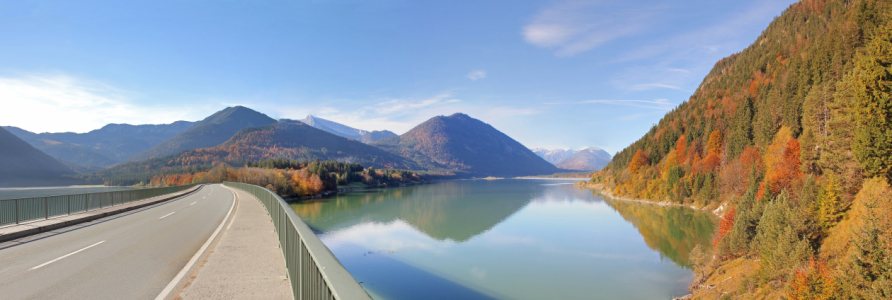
842;177;892;298
788;258;839;300
767;138;803;196
628;149;650;174
675;135;688;163
707;129;723;155
713;206;737;245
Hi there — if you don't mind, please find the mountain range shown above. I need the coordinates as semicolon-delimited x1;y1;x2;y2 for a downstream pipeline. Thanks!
532;147;612;171
4;121;195;167
7;106;568;186
531;148;578;165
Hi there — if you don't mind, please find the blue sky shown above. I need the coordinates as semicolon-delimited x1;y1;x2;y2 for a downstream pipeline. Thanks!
0;0;798;153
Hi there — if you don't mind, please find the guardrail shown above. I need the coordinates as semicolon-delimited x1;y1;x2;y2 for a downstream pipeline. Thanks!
223;182;370;300
0;184;200;227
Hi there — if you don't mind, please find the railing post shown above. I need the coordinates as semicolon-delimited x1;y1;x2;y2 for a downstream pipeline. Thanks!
45;197;48;220
15;199;19;224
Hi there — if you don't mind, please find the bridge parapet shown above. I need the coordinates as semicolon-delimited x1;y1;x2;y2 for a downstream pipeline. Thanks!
0;184;200;226
224;182;370;300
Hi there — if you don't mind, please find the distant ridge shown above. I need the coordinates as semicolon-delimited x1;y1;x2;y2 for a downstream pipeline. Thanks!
373;113;558;177
531;148;577;165
555;147;611;171
360;130;397;143
0;126;80;187
299;115;368;140
126;106;275;162
5;120;194;166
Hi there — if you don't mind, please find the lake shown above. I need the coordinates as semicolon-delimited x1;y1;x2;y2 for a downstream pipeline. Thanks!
290;179;716;300
0;186;137;200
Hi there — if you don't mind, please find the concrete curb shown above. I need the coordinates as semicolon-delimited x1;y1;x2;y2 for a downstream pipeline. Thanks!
0;185;204;243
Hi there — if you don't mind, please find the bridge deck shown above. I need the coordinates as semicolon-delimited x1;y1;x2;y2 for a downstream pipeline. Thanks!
176;186;291;299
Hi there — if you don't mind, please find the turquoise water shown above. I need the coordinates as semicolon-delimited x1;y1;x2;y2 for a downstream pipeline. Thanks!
0;186;137;200
291;179;716;300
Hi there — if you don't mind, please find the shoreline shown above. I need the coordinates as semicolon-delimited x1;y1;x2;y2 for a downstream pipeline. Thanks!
574;181;722;216
283;180;437;202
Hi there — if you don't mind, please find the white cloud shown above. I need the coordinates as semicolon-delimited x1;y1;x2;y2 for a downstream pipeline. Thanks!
628;83;684;91
467;70;487;81
0;74;209;133
563;99;676;110
522;0;655;57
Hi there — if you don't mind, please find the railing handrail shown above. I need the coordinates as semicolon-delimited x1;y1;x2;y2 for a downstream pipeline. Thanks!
0;183;200;227
224;182;370;300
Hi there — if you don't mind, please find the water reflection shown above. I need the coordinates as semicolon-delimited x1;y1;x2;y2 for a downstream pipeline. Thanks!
595;190;716;268
291;179;716;300
292;180;532;242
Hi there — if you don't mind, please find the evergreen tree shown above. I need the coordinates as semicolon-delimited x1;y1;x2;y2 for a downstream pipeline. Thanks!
818;173;845;233
727;97;754;160
851;16;892;181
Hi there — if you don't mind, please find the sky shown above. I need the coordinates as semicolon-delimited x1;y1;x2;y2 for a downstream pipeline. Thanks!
0;0;799;154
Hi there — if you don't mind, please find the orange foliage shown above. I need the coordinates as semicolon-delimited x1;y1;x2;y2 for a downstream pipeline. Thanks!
721;146;763;197
767;139;802;195
713;206;736;245
628;149;650;174
707;129;723;155
787;258;837;300
675;135;687;163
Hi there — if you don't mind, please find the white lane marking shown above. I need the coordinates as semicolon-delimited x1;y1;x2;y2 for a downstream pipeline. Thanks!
190;201;197;205
159;212;176;220
155;186;237;300
30;241;105;270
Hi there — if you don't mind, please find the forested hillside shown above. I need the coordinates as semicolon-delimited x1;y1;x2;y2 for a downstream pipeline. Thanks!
89;120;420;185
589;0;892;298
126;106;275;162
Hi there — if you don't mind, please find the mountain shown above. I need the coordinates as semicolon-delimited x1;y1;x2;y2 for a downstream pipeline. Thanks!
373;113;558;177
299;115;368;140
4;120;195;166
360;130;397;143
96;120;419;185
590;1;892;298
555;147;612;171
126;106;275;162
531;148;578;165
3;127;117;167
0;126;80;187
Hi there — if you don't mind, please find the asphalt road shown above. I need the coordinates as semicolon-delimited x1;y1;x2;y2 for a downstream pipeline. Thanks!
0;184;236;300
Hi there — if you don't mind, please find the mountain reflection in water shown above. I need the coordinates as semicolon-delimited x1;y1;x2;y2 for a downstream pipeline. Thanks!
291;179;715;300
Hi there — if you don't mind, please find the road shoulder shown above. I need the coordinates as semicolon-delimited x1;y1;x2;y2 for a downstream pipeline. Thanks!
176;186;291;300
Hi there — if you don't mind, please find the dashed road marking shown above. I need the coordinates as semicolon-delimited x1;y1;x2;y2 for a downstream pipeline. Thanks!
31;241;105;270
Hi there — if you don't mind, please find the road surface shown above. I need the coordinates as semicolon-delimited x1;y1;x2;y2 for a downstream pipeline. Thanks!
0;184;236;300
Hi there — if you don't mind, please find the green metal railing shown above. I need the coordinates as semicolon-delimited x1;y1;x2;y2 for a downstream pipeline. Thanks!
0;184;200;227
223;182;370;300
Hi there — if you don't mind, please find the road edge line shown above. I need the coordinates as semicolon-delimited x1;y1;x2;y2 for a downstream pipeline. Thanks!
154;185;237;300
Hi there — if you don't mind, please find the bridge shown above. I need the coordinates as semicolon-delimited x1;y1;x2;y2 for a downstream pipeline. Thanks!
0;182;370;300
